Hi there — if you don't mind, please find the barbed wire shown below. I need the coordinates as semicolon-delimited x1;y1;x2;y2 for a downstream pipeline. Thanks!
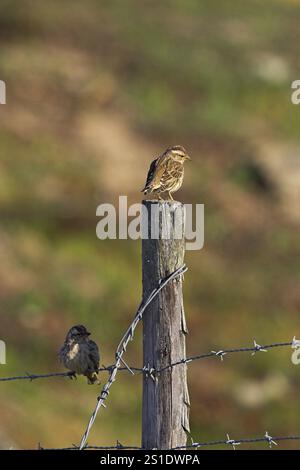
0;367;138;382
173;431;300;450
38;442;141;450
0;370;83;382
2;337;299;382
1;257;299;452
1;337;299;383
154;338;297;373
78;264;188;450
38;432;300;450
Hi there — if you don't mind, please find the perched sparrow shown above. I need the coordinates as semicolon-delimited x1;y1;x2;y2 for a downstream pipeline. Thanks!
142;145;191;200
59;325;100;384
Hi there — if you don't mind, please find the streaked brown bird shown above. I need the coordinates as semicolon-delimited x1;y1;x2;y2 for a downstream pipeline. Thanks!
141;145;191;200
59;325;100;384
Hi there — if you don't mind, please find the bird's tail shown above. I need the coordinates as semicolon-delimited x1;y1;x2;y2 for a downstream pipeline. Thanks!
86;371;100;385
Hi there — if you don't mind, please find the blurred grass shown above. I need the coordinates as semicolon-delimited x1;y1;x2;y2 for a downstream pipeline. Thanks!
0;0;300;450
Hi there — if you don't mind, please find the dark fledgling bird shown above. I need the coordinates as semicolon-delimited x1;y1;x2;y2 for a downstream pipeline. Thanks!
59;325;100;384
142;145;191;200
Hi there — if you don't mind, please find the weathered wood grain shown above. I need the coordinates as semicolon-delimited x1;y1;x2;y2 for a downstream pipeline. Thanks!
141;200;190;450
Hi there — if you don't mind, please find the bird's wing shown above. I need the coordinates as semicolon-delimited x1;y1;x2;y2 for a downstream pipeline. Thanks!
150;154;169;189
142;155;167;192
142;158;158;192
88;340;100;371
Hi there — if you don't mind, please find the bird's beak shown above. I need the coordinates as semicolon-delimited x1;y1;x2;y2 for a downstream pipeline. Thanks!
87;331;91;336
185;154;191;161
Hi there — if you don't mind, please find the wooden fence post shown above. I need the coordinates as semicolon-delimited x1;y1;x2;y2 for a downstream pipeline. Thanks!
141;200;190;450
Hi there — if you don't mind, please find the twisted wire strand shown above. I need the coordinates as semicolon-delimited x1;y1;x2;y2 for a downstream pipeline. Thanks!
155;340;294;373
0;367;140;382
38;433;300;450
172;433;300;449
0;340;295;382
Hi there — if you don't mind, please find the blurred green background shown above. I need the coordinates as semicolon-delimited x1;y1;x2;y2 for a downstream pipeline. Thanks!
0;0;300;450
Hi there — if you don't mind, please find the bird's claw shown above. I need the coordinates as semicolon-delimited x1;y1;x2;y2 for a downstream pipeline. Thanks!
68;371;77;380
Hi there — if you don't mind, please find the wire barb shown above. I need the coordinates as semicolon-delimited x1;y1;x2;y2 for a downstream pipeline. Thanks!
143;364;156;381
251;340;268;356
226;433;240;450
292;336;300;349
265;431;278;448
211;350;227;361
